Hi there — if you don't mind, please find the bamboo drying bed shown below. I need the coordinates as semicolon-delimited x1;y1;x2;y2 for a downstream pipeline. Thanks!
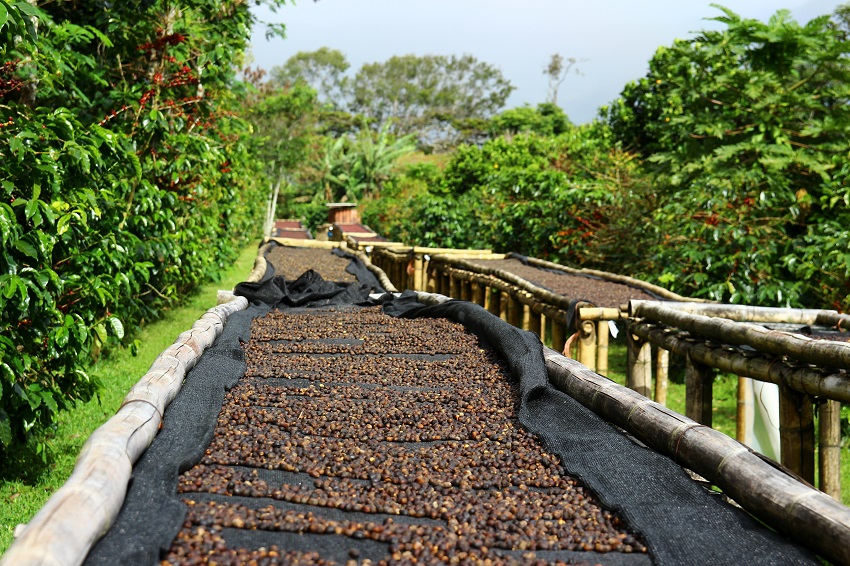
626;300;850;500
5;245;850;565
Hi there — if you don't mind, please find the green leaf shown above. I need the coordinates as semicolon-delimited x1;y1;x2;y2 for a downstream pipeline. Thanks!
0;409;11;448
0;4;8;30
14;239;38;260
108;316;124;340
94;323;107;344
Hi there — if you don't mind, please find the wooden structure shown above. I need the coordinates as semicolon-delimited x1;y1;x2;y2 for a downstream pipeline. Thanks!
626;300;850;500
1;295;250;566
414;290;850;566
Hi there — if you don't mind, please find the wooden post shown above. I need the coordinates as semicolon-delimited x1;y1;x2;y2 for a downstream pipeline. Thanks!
596;320;609;377
627;331;652;398
471;282;485;306
521;304;532;331
578;320;597;372
506;294;522;328
654;348;669;406
425;267;436;294
779;384;815;485
540;314;548;346
685;357;713;427
737;377;750;443
460;278;471;302
487;288;500;317
414;255;425;291
499;291;508;322
449;273;460;299
528;307;542;338
551;317;566;354
819;399;842;499
441;271;451;296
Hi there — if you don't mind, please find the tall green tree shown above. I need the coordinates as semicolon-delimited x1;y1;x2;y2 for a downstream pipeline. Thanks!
605;5;850;307
270;47;350;109
350;53;514;146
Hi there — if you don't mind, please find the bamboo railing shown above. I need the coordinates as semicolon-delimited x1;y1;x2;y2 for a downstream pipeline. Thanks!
627;300;850;500
413;290;850;565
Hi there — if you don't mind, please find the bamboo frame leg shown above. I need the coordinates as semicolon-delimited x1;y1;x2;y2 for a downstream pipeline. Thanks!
487;288;501;317
441;272;451;296
779;385;815;485
506;294;522;328
655;347;669;406
449;273;460;299
499;291;508;322
551;318;566;354
596;320;609;377
460;279;471;302
578;320;597;372
471;282;485;306
685;357;713;427
627;330;652;398
414;256;424;291
528;308;542;338
426;268;436;294
521;304;532;331
540;314;548;346
819;399;841;499
737;376;750;443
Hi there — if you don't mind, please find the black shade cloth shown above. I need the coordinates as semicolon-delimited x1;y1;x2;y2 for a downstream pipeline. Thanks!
383;294;817;566
85;275;817;565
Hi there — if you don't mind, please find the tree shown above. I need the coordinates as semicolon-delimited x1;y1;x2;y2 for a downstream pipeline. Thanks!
349;53;514;147
489;103;570;137
605;5;850;307
270;47;350;109
544;53;583;106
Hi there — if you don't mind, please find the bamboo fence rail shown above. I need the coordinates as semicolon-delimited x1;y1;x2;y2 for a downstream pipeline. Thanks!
626;300;849;499
543;347;850;566
1;295;250;566
412;289;850;564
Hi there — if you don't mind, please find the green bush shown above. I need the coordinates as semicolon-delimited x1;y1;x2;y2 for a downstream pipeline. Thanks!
0;1;272;455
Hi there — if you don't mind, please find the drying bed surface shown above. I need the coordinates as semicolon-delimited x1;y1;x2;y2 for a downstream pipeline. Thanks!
266;247;357;283
164;306;647;564
466;259;656;308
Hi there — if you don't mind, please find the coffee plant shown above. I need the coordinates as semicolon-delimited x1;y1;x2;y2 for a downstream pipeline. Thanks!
0;0;284;455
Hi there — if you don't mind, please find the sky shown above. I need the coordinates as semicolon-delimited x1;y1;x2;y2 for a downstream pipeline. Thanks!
248;0;845;124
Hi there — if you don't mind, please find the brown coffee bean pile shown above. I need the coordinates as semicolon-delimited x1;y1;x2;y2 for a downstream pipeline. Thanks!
266;247;357;283
467;258;656;308
166;306;647;563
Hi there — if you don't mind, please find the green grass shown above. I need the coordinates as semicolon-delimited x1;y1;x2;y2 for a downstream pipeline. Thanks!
0;243;259;554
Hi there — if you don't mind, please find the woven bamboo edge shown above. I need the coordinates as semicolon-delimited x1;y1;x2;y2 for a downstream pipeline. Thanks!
1;295;250;566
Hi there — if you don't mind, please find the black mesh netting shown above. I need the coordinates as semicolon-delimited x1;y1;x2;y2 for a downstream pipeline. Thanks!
84;274;816;565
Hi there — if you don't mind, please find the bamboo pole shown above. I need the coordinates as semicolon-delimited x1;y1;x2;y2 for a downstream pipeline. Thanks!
543;348;850;566
460;278;472;302
487;287;500;317
579;307;624;321
736;377;749;443
779;384;815;485
631;301;850;370
2;296;249;566
528;306;542;338
627;330;652;398
540;314;548;346
506;293;522;328
449;272;460;299
819;399;842;499
686;357;713;427
414;255;425;291
655;348;669;406
633;300;850;329
630;321;850;403
551;318;567;354
471;282;485;306
578;320;597;372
